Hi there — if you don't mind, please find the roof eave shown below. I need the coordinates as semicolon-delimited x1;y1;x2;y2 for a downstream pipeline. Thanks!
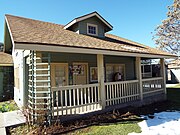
14;42;176;59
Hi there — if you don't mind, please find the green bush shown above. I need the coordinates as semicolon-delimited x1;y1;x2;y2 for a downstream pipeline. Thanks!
0;100;19;113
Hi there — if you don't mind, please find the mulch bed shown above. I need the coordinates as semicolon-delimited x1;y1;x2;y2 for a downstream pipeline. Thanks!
8;100;176;135
27;100;174;135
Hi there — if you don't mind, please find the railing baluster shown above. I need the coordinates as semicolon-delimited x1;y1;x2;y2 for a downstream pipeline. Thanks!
88;87;91;111
56;91;59;117
114;84;117;104
81;88;83;113
106;85;108;106
97;85;100;109
65;89;67;115
94;87;99;109
91;86;94;110
69;89;72;114
109;84;112;105
120;83;122;103
73;88;76;114
84;87;87;112
77;88;80;113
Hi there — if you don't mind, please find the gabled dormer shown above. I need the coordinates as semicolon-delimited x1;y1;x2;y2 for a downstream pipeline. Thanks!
64;12;113;38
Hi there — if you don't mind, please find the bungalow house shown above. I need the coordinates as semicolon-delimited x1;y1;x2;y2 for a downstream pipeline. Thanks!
3;12;175;124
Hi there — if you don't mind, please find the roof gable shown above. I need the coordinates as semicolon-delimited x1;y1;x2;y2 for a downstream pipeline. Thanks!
64;12;113;32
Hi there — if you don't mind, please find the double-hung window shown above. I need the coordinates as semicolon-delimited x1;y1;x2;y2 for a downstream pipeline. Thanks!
87;23;98;36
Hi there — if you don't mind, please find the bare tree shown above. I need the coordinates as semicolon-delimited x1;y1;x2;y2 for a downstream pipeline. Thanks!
153;0;180;56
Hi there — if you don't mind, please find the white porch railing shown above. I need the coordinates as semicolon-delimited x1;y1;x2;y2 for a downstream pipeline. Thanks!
105;80;139;106
51;83;101;118
51;78;165;118
142;77;164;97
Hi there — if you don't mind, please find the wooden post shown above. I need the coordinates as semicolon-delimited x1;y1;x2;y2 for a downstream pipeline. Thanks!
160;58;166;94
136;57;143;101
97;54;106;109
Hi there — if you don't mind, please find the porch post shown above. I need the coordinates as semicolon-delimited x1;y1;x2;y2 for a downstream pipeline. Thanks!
160;58;166;95
97;54;106;109
136;57;143;101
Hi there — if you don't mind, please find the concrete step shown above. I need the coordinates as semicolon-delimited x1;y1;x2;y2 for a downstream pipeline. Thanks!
0;127;6;135
3;110;26;127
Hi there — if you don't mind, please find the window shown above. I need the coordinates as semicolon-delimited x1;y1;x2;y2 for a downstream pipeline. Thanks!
51;63;68;87
106;64;125;82
141;60;152;78
87;23;98;36
141;60;161;78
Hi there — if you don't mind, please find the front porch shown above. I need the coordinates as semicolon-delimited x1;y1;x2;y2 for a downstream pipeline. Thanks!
26;51;166;124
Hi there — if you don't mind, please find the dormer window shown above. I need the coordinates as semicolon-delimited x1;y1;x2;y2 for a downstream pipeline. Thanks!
87;23;98;36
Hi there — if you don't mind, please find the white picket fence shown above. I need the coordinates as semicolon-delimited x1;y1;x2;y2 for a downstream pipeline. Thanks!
105;80;140;106
51;83;101;118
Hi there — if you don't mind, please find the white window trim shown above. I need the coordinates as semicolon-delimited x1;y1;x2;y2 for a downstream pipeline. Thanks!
87;23;98;36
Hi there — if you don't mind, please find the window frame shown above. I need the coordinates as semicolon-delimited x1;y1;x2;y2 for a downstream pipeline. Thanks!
141;60;152;78
105;64;126;82
87;23;98;36
50;63;69;87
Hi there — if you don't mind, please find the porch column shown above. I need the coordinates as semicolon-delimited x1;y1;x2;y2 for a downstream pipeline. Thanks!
160;58;166;95
97;54;106;109
136;57;143;101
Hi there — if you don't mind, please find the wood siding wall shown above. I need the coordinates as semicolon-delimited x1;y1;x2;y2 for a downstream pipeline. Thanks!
42;52;136;82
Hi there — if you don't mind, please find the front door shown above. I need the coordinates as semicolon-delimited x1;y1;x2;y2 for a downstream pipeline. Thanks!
73;63;88;85
51;63;68;87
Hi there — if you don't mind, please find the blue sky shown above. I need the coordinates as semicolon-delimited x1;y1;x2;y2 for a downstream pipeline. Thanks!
0;0;172;48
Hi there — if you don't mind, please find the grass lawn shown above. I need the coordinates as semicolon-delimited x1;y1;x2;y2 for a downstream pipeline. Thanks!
167;84;180;88
171;84;180;88
70;121;141;135
167;87;180;110
0;100;19;113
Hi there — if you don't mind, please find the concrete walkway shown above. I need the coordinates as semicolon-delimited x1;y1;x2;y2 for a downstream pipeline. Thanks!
166;84;179;88
0;110;26;135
